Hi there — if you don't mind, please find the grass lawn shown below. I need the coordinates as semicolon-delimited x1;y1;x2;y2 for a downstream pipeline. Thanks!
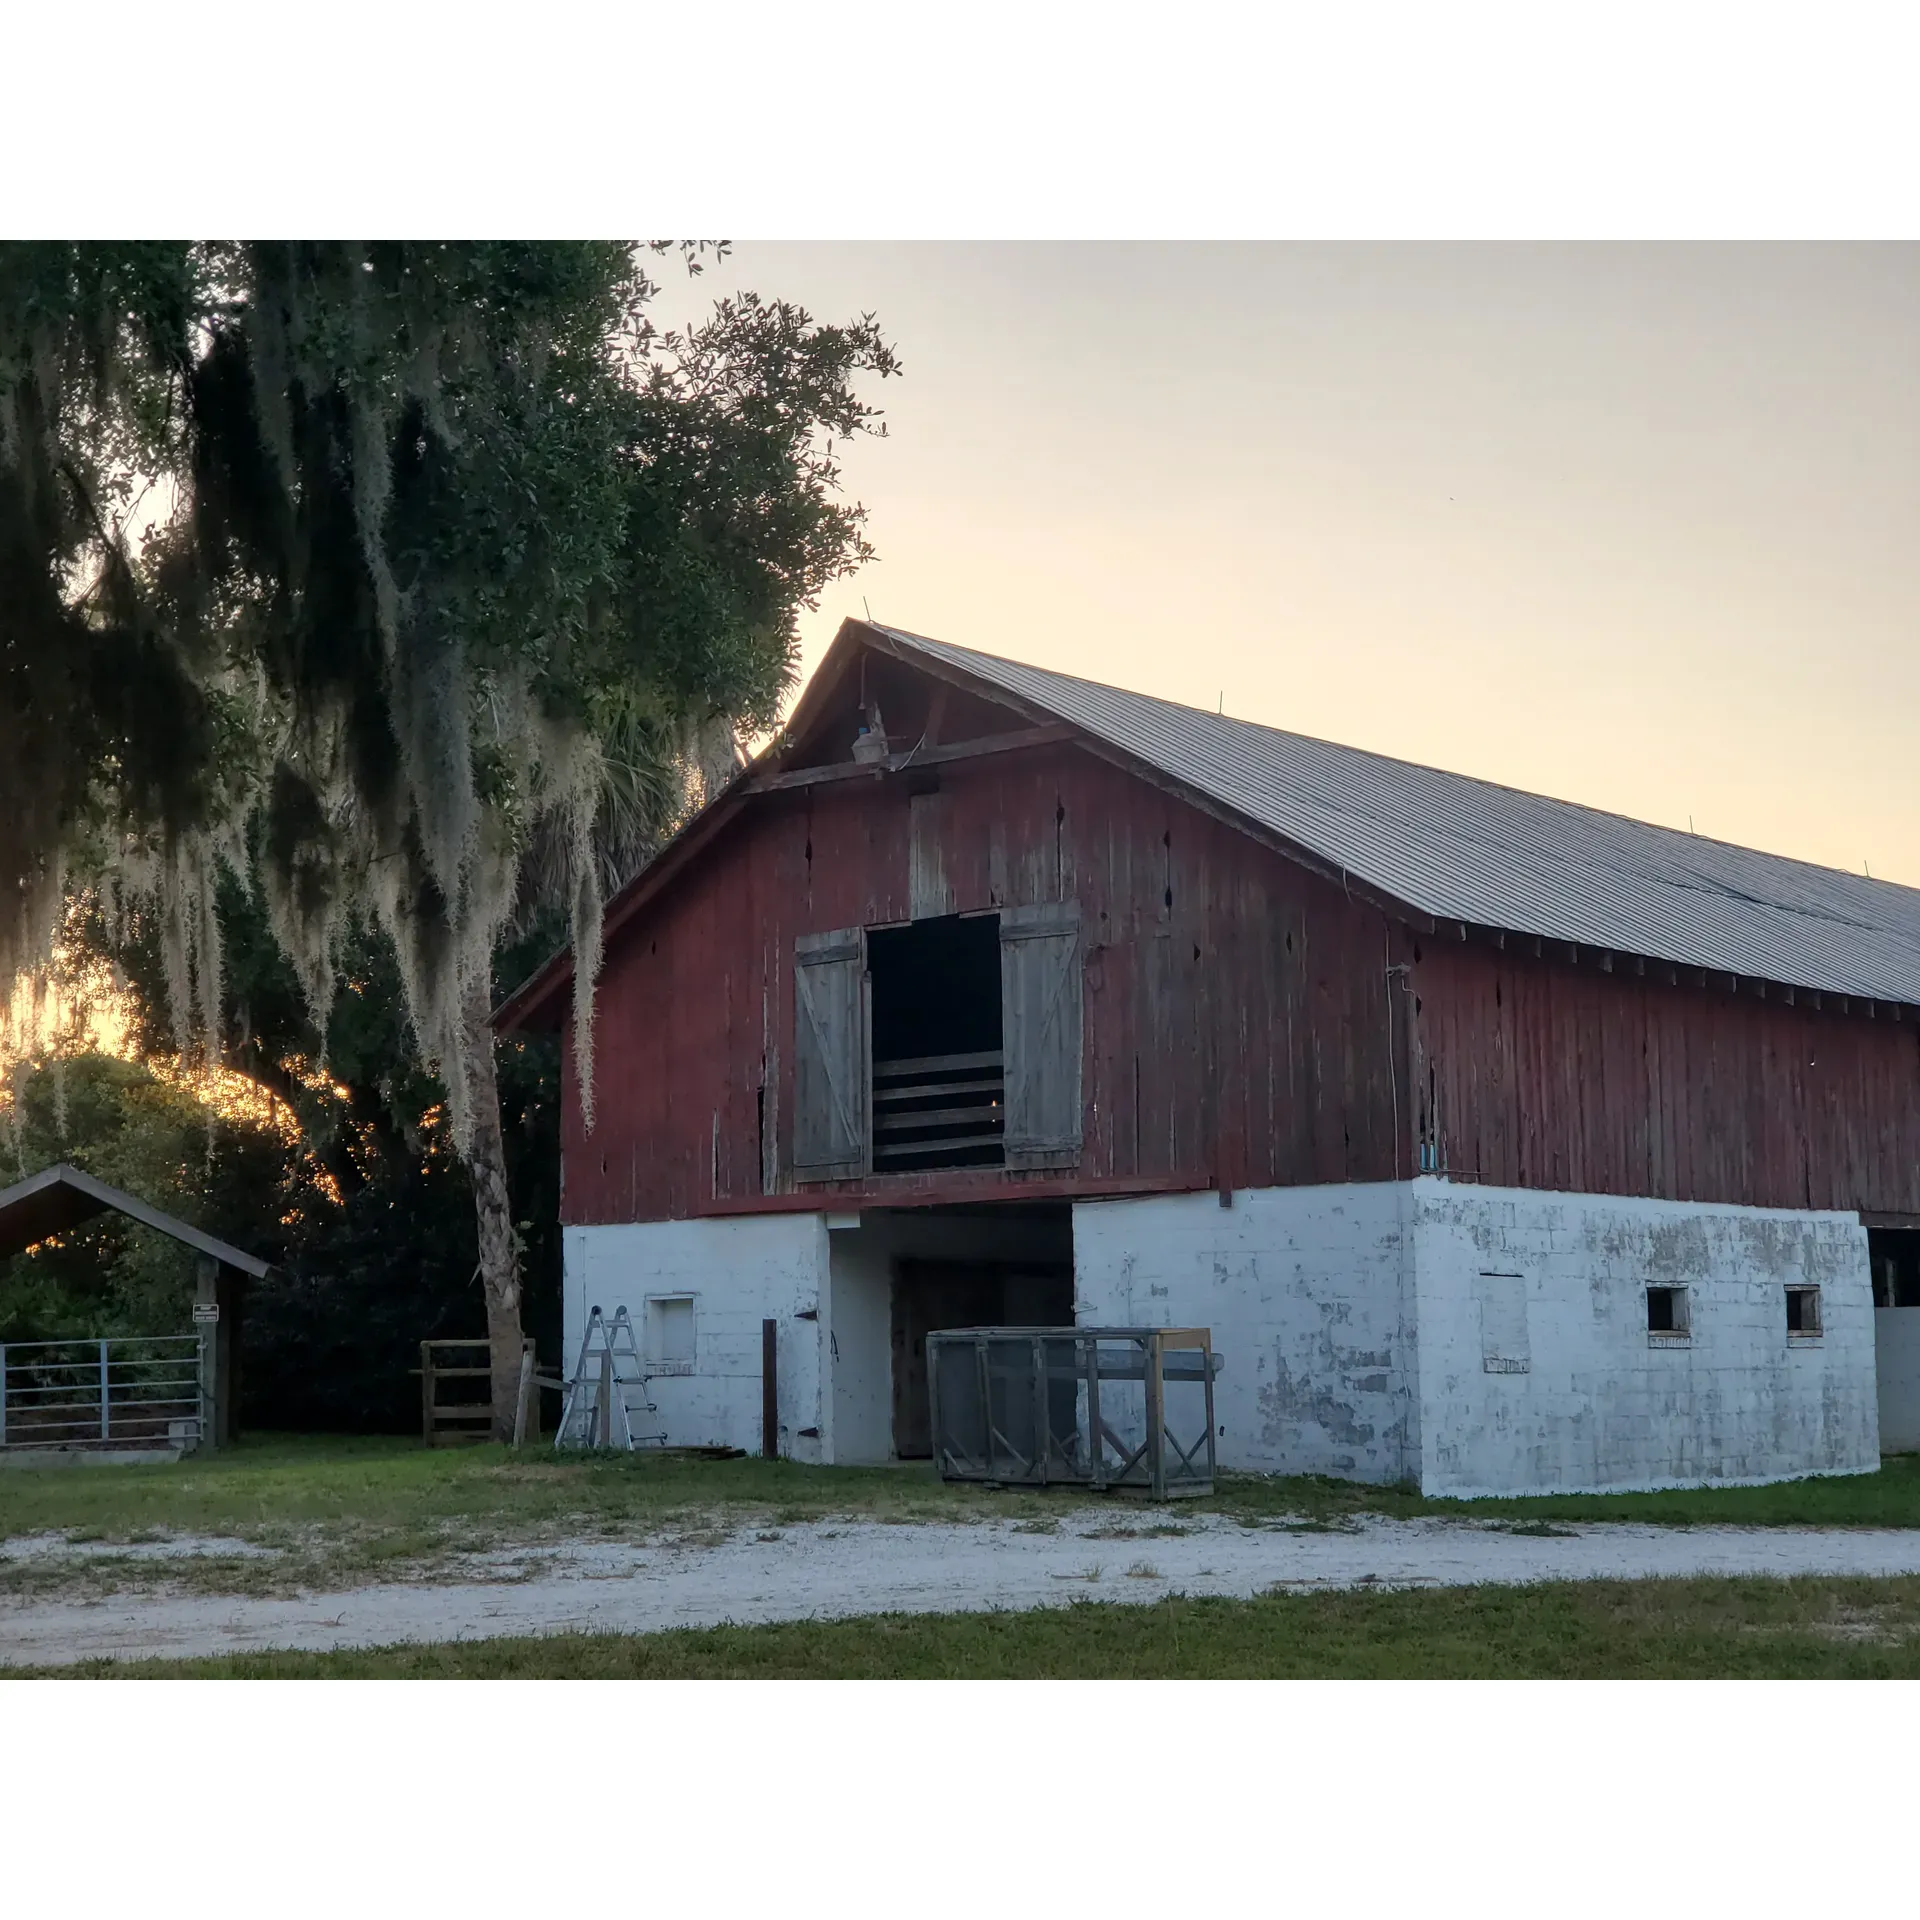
22;1573;1920;1678
3;1435;1919;1602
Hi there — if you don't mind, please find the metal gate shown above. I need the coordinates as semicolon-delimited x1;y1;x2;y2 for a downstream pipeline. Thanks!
0;1336;204;1452
927;1326;1221;1498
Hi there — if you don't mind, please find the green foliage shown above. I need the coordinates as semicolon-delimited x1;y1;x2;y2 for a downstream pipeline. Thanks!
1;240;896;1142
0;1051;297;1343
2;240;895;1424
68;869;562;1430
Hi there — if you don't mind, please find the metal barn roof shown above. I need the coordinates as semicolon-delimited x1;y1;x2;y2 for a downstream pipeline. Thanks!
0;1163;271;1275
869;624;1920;1006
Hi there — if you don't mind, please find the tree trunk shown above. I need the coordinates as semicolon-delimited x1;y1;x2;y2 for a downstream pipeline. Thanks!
462;968;524;1443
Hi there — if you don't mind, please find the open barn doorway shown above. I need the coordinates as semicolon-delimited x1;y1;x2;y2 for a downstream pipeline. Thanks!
1870;1228;1920;1454
826;1202;1073;1462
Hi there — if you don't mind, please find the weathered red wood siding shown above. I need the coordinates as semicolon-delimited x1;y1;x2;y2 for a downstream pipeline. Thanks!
1413;937;1920;1215
561;742;1412;1224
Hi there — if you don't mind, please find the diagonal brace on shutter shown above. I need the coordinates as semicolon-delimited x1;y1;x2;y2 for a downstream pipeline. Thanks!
792;928;869;1178
1000;900;1084;1167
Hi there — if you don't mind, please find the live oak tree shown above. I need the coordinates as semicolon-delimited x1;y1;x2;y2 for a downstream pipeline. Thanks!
0;242;894;1435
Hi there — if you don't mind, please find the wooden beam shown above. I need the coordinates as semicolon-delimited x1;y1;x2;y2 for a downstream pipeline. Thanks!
747;758;885;795
747;723;1075;794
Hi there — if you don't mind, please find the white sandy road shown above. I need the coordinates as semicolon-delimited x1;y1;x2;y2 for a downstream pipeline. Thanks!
7;1509;1920;1668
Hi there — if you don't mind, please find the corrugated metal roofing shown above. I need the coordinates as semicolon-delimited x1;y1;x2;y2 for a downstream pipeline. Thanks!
872;624;1920;1007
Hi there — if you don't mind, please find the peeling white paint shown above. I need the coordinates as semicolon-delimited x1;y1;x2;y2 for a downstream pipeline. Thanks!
1074;1179;1880;1495
564;1215;829;1460
1412;1182;1877;1496
571;1179;1886;1494
1073;1183;1420;1483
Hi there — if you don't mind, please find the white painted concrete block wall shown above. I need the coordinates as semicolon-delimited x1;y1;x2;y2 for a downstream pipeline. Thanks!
1876;1309;1920;1453
1411;1181;1879;1496
563;1216;829;1461
568;1179;1882;1492
1071;1185;1420;1483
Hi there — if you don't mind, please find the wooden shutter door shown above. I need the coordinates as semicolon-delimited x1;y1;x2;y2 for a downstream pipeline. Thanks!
1000;900;1084;1169
792;928;868;1179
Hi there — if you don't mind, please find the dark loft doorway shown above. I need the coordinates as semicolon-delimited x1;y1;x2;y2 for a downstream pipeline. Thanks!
867;913;1005;1172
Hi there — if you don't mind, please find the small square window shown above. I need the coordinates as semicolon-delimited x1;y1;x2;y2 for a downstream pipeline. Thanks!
1786;1286;1822;1339
645;1295;696;1372
1646;1286;1690;1340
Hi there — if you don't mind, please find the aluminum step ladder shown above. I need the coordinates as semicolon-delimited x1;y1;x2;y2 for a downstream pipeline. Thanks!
554;1306;666;1451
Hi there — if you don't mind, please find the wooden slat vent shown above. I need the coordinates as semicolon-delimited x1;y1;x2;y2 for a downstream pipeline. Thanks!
871;1050;1006;1170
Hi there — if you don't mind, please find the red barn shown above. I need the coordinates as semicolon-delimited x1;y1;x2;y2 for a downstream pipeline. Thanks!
499;619;1920;1493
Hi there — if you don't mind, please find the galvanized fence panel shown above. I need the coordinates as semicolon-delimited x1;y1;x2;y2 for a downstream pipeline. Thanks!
928;1326;1219;1497
0;1336;203;1451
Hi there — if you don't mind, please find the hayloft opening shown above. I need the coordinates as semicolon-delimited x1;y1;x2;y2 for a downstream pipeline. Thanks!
867;913;1005;1172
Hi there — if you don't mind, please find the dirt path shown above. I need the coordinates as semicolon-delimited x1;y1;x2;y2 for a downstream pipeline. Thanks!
9;1510;1920;1669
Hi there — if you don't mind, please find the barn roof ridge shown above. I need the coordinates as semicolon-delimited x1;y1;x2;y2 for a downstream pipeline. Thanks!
866;624;1897;905
860;623;1920;1005
495;617;1920;1030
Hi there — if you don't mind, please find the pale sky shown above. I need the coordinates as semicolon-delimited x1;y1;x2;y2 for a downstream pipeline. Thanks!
703;244;1920;886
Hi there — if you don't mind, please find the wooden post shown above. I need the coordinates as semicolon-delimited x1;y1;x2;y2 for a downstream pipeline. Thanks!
595;1346;613;1448
1145;1332;1166;1501
512;1342;536;1448
762;1318;779;1460
194;1256;225;1450
420;1341;436;1445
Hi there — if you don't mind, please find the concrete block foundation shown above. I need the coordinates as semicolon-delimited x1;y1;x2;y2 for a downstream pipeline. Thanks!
564;1178;1884;1495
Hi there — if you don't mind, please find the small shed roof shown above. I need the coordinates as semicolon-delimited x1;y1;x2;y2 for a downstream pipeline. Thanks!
0;1163;272;1276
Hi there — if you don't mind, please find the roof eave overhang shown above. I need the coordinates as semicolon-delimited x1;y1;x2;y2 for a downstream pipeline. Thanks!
0;1164;272;1276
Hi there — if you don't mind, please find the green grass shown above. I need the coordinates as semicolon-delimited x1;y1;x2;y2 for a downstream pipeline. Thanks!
4;1436;1918;1603
24;1574;1920;1678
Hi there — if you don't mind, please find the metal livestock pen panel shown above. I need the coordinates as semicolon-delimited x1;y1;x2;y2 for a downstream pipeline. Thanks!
0;1336;203;1452
927;1326;1219;1498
